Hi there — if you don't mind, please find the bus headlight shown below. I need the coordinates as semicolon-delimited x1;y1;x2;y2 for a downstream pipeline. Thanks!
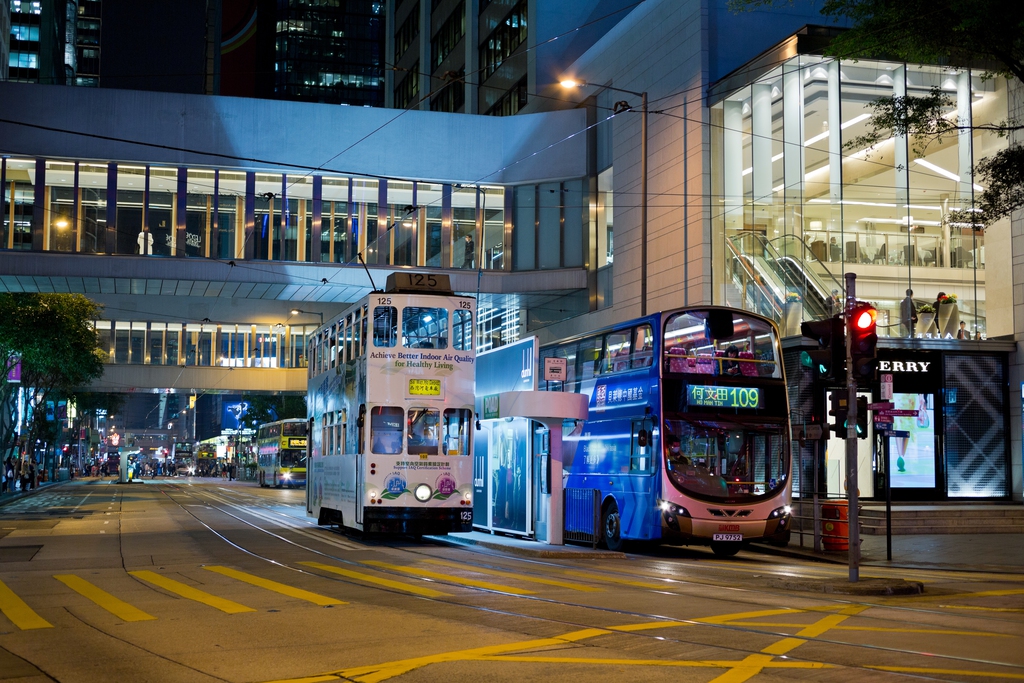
658;500;689;517
282;472;291;479
414;484;432;502
769;505;791;519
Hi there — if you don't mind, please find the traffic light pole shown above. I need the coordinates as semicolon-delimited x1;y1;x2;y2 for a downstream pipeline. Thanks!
845;272;860;582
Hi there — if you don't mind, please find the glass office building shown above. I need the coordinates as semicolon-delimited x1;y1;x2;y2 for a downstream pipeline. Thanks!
710;52;1009;340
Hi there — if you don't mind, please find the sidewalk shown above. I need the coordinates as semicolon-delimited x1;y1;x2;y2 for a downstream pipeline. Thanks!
0;479;64;507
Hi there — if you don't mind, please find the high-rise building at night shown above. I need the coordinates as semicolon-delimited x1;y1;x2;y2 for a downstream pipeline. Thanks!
7;0;67;84
219;0;385;106
73;0;100;86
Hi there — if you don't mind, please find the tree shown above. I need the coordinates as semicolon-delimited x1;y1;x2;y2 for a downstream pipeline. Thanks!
240;394;307;429
0;294;105;458
729;0;1023;226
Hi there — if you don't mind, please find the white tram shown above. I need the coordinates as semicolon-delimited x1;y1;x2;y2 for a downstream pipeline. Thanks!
306;273;476;535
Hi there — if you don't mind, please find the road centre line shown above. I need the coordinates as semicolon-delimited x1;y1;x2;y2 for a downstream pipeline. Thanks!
128;570;256;614
0;579;53;630
54;574;156;622
422;559;603;592
298;561;450;598
362;561;536;595
204;566;346;606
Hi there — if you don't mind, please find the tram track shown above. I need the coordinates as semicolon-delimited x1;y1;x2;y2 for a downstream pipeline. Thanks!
186;482;1024;630
155;482;1024;681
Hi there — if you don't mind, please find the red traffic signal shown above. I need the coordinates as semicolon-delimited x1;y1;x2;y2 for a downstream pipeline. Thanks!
849;302;878;379
853;307;876;330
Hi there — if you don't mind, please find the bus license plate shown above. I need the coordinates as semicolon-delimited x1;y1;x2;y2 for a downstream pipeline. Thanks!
713;533;742;542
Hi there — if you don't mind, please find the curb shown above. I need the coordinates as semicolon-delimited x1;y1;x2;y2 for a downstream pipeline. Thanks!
426;533;626;559
0;480;64;508
767;577;924;595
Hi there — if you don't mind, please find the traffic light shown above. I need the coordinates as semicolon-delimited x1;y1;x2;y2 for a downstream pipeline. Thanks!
855;395;869;439
828;391;848;437
800;316;845;382
849;302;878;380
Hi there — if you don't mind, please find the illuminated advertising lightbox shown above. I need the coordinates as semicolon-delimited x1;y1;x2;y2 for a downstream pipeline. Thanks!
889;393;936;488
687;385;762;409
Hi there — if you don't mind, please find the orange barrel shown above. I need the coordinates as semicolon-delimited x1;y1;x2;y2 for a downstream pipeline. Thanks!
820;499;849;551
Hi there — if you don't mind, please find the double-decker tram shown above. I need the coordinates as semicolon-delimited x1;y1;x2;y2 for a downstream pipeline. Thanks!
541;306;792;556
306;273;476;535
256;419;308;488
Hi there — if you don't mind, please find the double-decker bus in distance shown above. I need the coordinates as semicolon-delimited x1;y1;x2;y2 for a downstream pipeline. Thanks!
541;307;791;556
256;419;308;487
306;273;475;535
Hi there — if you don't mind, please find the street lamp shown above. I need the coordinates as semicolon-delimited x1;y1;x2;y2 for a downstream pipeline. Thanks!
562;79;648;316
290;309;324;327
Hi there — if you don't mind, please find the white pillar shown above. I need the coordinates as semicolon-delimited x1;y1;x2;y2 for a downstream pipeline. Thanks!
783;60;805;239
723;100;745;230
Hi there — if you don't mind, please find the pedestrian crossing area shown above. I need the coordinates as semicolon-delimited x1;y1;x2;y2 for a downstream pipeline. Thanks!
0;556;620;630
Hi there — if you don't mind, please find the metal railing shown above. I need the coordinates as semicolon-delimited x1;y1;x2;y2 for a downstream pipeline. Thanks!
564;488;601;548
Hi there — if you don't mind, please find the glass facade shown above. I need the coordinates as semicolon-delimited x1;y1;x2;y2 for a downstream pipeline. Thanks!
711;56;1008;340
94;319;314;369
0;159;523;272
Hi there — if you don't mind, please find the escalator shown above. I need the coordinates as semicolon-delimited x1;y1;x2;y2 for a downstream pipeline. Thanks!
729;232;844;322
723;236;783;323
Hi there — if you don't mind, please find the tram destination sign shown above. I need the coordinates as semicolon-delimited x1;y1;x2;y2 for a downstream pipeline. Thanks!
687;385;762;409
408;378;442;397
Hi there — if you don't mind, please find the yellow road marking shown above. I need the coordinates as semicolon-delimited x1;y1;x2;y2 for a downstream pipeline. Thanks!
697;608;803;624
204;566;345;606
54;574;155;622
473;654;826;669
423;559;603;592
867;666;1024;679
737;621;1009;637
609;621;691;631
939;605;1024;613
362;561;535;595
129;570;256;614
0;578;52;630
560;569;672;590
298;561;449;598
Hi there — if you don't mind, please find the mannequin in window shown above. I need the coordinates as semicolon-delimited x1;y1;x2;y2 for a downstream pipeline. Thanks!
137;229;154;255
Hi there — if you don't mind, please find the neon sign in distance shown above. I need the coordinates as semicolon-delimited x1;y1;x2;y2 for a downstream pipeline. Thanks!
687;385;762;409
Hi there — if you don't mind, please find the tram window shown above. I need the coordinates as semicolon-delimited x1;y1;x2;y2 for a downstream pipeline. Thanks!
632;325;654;369
402;307;449;349
452;309;473;350
360;309;367;356
407;408;440;455
330;326;338;368
442;409;472;455
373;306;398;347
602;330;632;374
370;406;404;455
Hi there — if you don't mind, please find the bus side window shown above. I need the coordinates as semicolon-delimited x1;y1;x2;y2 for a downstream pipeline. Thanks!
632;325;653;369
577;336;601;381
558;342;578;392
603;330;631;374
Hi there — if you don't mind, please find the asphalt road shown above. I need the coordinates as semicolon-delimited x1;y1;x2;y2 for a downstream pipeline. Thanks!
1;478;1022;683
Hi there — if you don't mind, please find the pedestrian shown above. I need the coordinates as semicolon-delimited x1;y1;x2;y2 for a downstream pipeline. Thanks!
20;457;31;492
28;461;36;489
463;233;475;269
957;321;971;340
900;289;917;338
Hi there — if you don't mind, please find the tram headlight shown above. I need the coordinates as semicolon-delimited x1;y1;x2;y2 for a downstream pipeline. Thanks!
414;484;432;502
369;490;378;500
